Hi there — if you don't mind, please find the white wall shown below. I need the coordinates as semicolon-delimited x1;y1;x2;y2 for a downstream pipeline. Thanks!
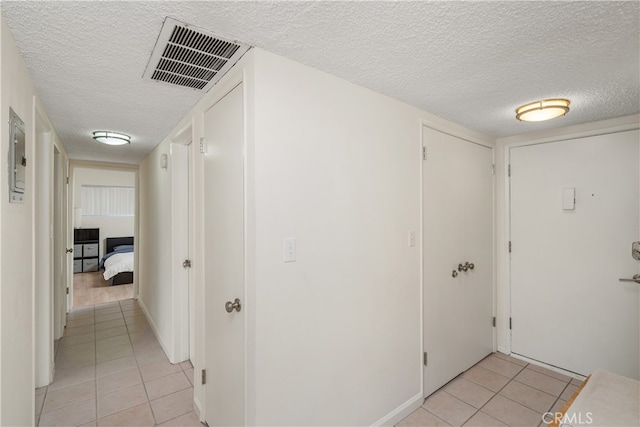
72;166;135;258
250;50;422;425
0;12;66;425
138;141;180;361
139;47;494;425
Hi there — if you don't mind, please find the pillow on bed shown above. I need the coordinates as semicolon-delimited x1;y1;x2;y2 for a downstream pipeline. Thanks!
113;245;134;252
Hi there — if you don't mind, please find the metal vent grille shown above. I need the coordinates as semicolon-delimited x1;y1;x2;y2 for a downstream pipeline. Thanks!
144;18;250;91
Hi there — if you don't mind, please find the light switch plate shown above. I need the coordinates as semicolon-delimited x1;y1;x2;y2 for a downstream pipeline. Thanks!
562;187;575;210
283;238;296;263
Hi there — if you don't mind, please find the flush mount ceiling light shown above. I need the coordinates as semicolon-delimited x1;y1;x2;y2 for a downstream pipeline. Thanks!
516;99;570;122
92;131;131;146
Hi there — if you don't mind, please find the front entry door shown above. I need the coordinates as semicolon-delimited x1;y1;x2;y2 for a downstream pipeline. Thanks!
510;130;639;378
422;127;494;396
203;83;245;425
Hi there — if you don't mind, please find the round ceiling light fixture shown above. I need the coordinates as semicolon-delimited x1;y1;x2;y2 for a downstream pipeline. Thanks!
515;99;570;122
92;131;131;146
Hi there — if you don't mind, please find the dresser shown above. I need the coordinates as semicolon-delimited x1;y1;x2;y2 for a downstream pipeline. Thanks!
73;228;100;273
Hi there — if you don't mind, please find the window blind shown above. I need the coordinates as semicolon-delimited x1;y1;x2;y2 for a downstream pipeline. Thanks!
81;185;134;216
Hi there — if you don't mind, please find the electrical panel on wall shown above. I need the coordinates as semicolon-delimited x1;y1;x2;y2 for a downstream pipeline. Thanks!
8;108;26;203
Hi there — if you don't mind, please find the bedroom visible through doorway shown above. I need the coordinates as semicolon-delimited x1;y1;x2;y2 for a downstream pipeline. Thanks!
71;165;138;308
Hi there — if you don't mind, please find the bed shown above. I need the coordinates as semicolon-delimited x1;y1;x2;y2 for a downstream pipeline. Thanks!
102;237;134;286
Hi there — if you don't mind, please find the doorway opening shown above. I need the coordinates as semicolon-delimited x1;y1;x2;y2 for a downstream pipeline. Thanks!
70;164;138;308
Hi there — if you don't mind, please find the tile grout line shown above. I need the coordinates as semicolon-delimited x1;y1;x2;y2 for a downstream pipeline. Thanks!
50;300;194;427
423;355;529;427
125;299;160;426
459;359;530;426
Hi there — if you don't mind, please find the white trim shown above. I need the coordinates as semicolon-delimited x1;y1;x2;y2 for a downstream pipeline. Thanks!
497;114;639;146
418;121;425;399
509;352;587;382
68;161;140;309
498;117;640;356
371;392;423;427
169;142;190;363
198;65;246;426
193;395;204;422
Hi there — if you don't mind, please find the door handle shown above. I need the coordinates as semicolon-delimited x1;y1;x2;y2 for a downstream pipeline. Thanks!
458;262;475;272
619;274;640;284
66;248;73;254
225;298;241;313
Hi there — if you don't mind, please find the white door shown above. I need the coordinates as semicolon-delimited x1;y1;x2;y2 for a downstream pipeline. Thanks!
510;129;640;379
423;127;494;396
203;83;245;426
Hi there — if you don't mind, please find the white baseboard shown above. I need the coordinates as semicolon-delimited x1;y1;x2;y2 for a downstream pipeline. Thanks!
193;395;204;422
371;392;423;427
507;353;586;381
137;298;176;363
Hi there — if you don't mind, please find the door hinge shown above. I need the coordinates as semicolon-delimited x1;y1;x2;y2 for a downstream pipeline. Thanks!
199;137;207;154
508;164;511;177
509;241;512;253
422;146;427;160
182;259;192;268
66;176;69;184
201;369;206;385
509;318;512;330
66;288;69;295
423;352;428;366
492;164;495;175
492;316;496;327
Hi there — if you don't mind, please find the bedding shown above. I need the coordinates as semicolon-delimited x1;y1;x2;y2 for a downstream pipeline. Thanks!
103;252;134;281
99;245;134;268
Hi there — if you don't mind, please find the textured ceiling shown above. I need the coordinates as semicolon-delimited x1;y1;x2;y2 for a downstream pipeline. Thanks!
1;1;638;164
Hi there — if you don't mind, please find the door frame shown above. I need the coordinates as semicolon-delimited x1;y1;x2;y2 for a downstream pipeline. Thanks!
197;72;249;425
67;161;140;309
500;116;640;358
169;123;194;364
53;146;67;340
419;120;496;398
34;107;54;388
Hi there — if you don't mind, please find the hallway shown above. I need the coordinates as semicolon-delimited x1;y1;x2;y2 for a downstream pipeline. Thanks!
36;299;202;426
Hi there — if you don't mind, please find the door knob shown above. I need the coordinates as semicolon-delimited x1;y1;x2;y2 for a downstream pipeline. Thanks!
225;298;241;313
465;262;475;270
452;270;458;278
66;248;73;254
458;263;468;272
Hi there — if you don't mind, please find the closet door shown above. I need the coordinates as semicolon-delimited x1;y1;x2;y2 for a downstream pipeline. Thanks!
460;137;494;370
422;127;494;397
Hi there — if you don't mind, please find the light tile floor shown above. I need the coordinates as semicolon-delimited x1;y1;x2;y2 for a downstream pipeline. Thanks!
398;353;584;427
36;299;202;427
73;271;134;308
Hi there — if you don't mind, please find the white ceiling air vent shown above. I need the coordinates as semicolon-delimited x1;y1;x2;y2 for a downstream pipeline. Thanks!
143;17;250;91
